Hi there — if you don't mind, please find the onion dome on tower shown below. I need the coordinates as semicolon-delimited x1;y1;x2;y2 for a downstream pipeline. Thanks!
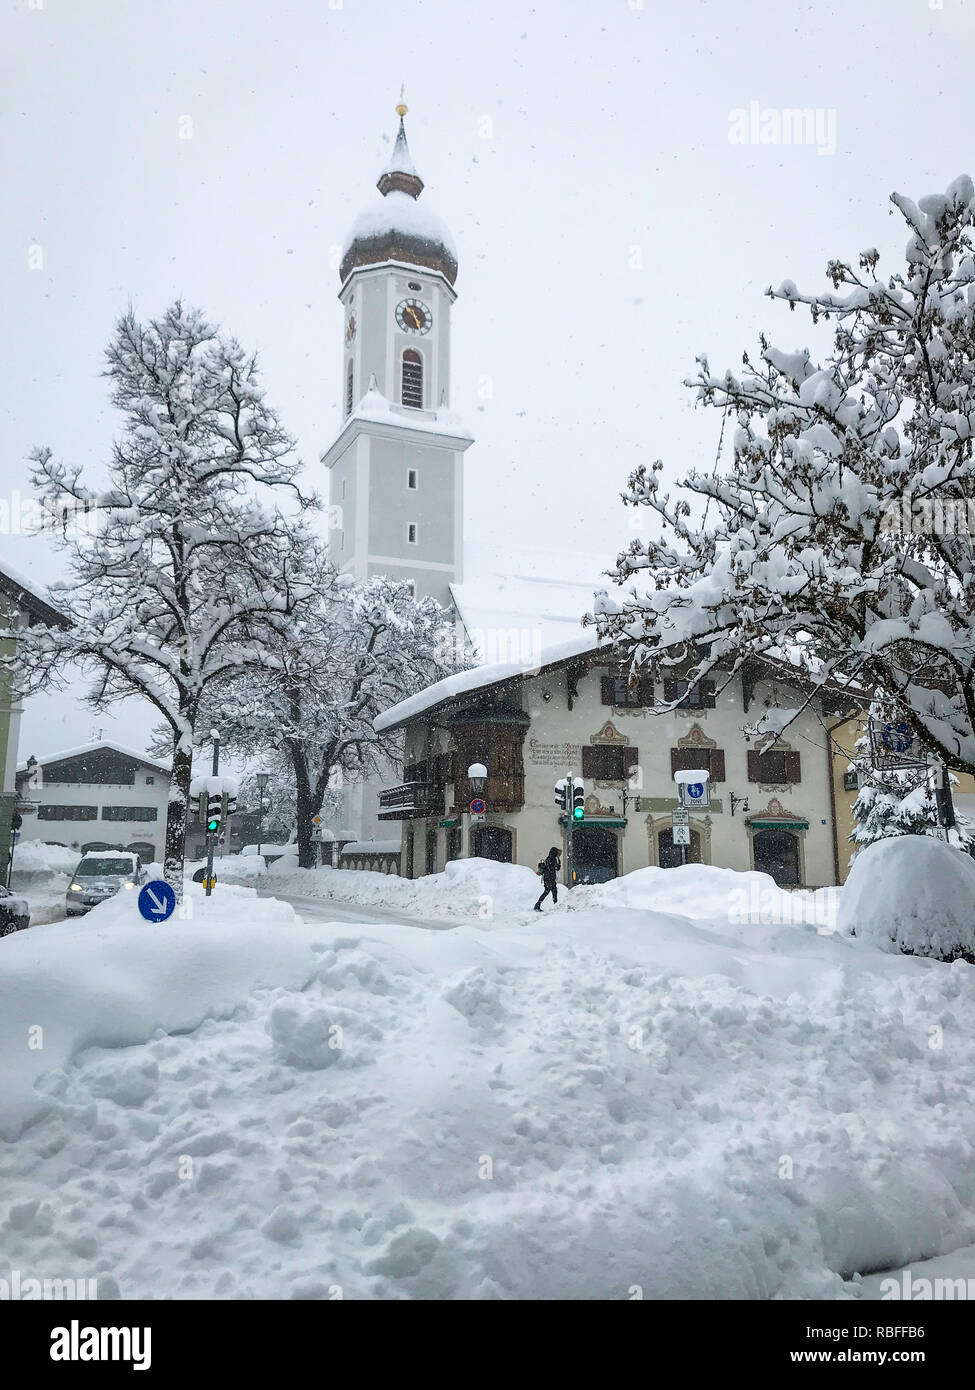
340;103;458;286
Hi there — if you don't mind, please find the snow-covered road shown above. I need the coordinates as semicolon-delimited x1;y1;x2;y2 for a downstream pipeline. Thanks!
255;884;455;932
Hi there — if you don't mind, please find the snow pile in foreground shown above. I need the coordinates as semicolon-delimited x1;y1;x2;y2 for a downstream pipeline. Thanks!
839;836;975;962
571;862;839;930
266;855;541;922
1;863;974;1299
0;883;315;1140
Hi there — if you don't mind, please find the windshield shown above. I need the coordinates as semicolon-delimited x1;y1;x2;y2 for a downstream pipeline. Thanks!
75;858;135;878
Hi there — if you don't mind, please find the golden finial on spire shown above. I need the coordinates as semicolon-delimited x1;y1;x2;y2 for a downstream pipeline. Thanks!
396;84;408;117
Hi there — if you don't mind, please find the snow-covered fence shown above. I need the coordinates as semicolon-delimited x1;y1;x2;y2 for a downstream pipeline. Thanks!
338;840;401;875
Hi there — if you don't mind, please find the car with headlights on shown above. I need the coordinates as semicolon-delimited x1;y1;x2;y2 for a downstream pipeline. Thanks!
65;851;145;915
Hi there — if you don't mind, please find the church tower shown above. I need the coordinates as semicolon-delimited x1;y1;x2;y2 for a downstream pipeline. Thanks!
321;104;473;609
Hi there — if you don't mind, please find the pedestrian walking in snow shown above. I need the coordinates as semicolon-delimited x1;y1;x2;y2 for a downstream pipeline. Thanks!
534;846;562;911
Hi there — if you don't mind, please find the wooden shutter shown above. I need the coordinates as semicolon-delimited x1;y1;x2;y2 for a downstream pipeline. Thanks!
784;750;802;783
623;747;639;778
581;745;596;777
663;677;680;703
639;677;655;706
701;680;717;709
710;749;726;782
747;749;762;782
601;677;615;706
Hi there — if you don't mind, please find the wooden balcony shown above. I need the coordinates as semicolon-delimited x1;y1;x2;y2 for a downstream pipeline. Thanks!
454;772;525;813
378;781;444;821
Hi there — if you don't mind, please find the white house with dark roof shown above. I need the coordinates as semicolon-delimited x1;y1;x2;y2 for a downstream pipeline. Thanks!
15;741;170;865
373;634;852;889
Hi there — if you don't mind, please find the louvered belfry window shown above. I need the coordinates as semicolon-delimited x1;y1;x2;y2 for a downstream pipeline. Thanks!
402;350;423;408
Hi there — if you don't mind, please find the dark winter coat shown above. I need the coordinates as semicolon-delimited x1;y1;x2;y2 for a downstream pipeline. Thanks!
538;849;561;889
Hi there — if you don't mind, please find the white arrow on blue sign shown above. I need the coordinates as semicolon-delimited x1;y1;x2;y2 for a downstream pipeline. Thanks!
138;880;176;922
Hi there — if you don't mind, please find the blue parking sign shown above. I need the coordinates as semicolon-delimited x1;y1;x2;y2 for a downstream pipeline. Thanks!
138;880;176;922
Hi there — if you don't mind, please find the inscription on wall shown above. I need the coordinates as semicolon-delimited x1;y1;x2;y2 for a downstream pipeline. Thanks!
527;738;579;767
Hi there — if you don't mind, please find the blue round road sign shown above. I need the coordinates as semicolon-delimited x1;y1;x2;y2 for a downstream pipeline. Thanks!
881;721;913;754
138;880;176;922
686;782;705;801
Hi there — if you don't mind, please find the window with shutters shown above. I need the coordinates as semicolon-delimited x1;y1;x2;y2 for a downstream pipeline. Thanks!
582;745;639;781
747;748;801;783
600;673;654;707
670;747;726;782
38;805;97;821
662;677;717;709
402;349;423;408
101;806;158;821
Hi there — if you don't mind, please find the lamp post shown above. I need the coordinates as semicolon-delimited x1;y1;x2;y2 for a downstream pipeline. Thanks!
466;762;487;857
256;771;270;859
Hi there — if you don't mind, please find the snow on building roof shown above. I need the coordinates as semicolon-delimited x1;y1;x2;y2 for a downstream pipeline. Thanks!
17;740;170;777
0;560;69;628
374;629;608;734
449;557;627;654
321;380;473;466
379;115;420;183
341;109;457;287
342;190;457;265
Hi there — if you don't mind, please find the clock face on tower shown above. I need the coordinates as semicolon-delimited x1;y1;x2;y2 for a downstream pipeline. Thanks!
395;298;432;335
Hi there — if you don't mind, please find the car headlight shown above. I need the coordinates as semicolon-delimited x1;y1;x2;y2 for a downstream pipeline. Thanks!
123;882;135;890
69;883;82;892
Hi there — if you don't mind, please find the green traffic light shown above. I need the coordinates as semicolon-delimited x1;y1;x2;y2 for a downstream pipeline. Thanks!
207;819;220;833
573;806;585;820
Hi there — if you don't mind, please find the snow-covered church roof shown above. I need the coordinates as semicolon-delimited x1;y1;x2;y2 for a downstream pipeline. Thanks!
340;106;458;287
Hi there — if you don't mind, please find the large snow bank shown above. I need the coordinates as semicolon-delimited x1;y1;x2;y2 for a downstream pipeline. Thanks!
0;882;322;1140
571;862;839;930
839;836;975;962
12;842;79;875
2;878;975;1299
267;856;541;922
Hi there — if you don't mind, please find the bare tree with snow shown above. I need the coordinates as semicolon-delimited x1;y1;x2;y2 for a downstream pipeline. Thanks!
12;303;315;891
596;176;975;774
204;544;461;868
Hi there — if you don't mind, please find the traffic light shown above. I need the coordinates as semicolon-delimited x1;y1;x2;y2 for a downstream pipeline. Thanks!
554;778;568;811
188;789;201;818
224;788;238;818
206;790;222;835
572;778;585;821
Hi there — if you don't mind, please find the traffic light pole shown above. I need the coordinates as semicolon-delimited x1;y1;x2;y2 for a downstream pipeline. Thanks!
205;731;220;898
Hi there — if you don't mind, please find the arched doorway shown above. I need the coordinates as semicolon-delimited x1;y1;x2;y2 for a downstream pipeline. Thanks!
657;827;702;869
572;827;618;884
752;829;800;886
126;841;156;863
473;826;512;863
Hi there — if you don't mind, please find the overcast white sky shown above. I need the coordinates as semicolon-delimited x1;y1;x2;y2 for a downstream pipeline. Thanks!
2;0;974;758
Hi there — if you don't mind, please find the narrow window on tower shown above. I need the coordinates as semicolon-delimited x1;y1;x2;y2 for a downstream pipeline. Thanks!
407;523;418;544
345;359;354;417
407;469;418;490
402;350;423;409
